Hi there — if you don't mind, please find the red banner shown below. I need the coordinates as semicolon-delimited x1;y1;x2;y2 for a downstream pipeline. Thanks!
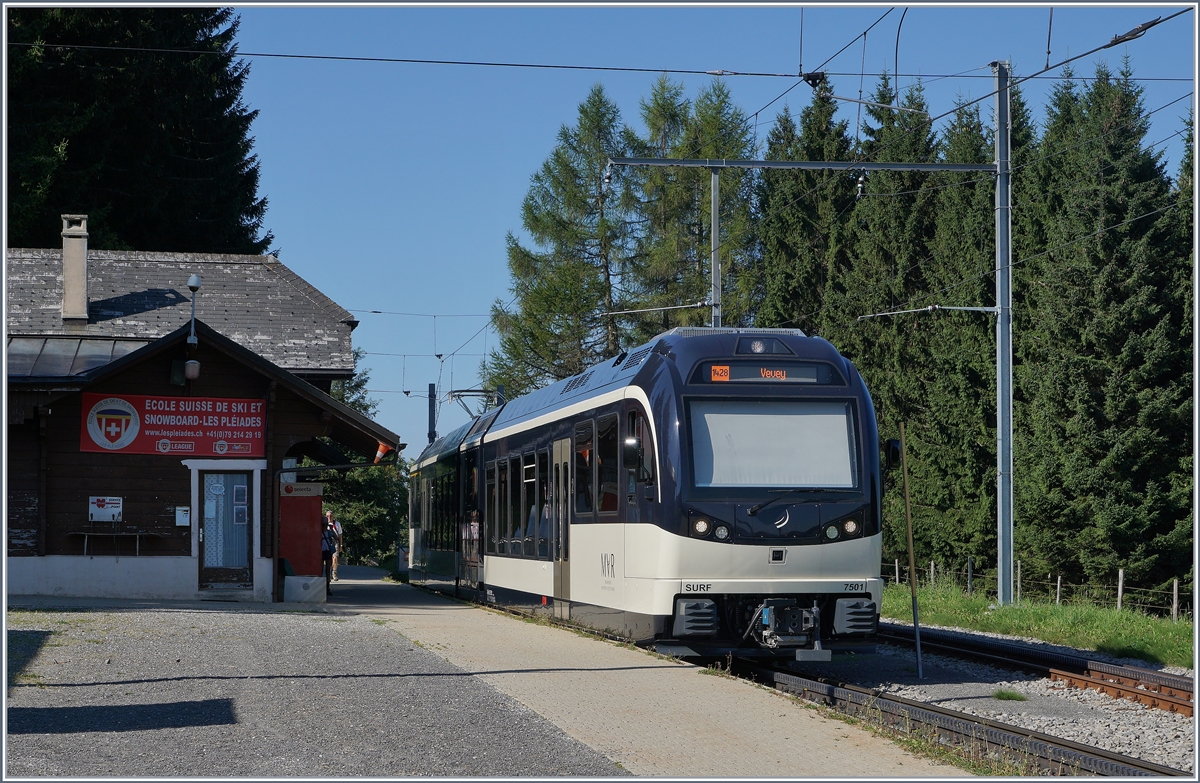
80;393;265;457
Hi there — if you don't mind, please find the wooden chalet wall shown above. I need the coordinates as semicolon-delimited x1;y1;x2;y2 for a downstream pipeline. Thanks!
8;338;352;560
7;411;43;556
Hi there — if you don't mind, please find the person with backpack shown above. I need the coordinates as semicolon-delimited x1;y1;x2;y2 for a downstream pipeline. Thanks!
321;517;339;596
325;510;344;580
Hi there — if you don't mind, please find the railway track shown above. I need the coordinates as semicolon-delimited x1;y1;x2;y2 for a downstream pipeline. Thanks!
877;622;1194;717
737;660;1190;776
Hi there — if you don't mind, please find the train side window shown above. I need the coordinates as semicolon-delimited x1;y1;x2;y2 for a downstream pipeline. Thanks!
497;459;508;554
508;455;521;554
574;421;594;518
632;411;655;484
597;414;619;513
409;477;422;557
435;476;444;550
446;474;454;549
537;450;550;559
464;451;479;513
485;462;496;554
522;453;537;557
439;475;448;550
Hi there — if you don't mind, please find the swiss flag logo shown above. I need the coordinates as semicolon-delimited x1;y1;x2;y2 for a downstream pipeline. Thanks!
95;409;132;445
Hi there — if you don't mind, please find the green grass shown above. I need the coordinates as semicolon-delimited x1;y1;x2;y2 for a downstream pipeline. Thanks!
992;689;1027;701
881;582;1194;668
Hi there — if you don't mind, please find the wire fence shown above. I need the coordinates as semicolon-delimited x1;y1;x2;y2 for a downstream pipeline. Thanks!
882;558;1192;622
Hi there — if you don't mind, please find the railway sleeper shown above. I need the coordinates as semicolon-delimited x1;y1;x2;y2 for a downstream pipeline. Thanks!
1050;669;1195;717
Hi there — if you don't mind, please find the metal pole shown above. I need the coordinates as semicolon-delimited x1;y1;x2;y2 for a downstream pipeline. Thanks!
1173;578;1179;622
900;422;922;679
993;60;1015;606
1056;574;1062;606
428;382;437;445
968;557;973;594
711;167;721;328
1117;568;1124;611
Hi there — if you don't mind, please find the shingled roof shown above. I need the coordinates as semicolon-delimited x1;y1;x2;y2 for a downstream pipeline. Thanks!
6;248;357;382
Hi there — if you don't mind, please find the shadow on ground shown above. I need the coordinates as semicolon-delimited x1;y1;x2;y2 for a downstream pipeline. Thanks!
7;629;51;692
8;699;237;734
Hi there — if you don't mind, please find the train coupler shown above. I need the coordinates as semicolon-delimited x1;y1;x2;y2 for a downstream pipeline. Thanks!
743;598;828;658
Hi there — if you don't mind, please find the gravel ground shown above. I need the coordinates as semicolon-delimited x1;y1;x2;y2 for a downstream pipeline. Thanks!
794;642;1195;773
6;607;627;777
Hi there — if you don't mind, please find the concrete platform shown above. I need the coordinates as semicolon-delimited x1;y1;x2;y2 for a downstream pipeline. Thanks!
328;566;965;777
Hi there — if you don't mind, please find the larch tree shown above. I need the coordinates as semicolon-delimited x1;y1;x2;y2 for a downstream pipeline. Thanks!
482;84;638;399
625;76;697;343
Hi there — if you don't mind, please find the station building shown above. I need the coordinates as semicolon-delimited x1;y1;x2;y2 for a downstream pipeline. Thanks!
6;215;400;602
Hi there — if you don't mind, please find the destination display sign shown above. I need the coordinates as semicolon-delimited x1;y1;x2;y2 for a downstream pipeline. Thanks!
703;362;836;384
80;392;266;457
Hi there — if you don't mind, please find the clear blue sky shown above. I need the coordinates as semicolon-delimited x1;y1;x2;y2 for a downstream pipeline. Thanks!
231;4;1195;454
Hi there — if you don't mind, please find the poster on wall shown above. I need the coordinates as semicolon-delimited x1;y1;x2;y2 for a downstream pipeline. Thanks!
80;393;265;457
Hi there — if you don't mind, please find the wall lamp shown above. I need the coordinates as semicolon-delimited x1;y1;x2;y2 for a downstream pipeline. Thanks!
185;273;201;379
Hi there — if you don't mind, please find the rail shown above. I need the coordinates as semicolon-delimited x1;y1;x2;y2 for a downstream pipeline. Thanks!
877;621;1194;717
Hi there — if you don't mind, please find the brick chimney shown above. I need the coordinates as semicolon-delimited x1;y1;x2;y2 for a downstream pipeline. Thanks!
61;214;89;326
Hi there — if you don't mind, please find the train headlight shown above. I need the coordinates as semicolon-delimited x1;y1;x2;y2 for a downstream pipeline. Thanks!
824;525;841;541
714;525;730;541
693;518;712;537
842;518;860;536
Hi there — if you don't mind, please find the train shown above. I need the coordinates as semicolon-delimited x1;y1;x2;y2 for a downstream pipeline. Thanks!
407;326;885;661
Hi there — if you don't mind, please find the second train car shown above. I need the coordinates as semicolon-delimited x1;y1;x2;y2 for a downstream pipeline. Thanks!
408;326;884;660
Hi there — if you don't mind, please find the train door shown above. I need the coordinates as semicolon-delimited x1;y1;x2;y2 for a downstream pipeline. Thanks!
457;447;481;596
552;437;571;619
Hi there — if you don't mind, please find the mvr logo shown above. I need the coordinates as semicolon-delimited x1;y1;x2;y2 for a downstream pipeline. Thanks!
600;552;616;579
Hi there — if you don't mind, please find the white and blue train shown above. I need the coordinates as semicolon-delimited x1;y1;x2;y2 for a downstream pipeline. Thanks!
408;327;884;660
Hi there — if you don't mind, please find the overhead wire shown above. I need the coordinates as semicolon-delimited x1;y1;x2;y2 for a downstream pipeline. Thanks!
12;41;1187;83
767;107;1194;331
860;197;1192;321
686;8;1193;282
664;7;898;164
851;91;1193;201
4;40;814;79
350;309;489;317
922;8;1193;128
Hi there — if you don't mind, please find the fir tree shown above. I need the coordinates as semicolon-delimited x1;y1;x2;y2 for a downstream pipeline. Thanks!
917;99;997;568
821;76;940;561
755;78;855;335
625;79;756;340
7;7;271;253
1014;61;1190;586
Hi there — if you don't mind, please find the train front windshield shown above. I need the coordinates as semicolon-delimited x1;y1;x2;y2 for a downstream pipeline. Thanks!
689;399;859;489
